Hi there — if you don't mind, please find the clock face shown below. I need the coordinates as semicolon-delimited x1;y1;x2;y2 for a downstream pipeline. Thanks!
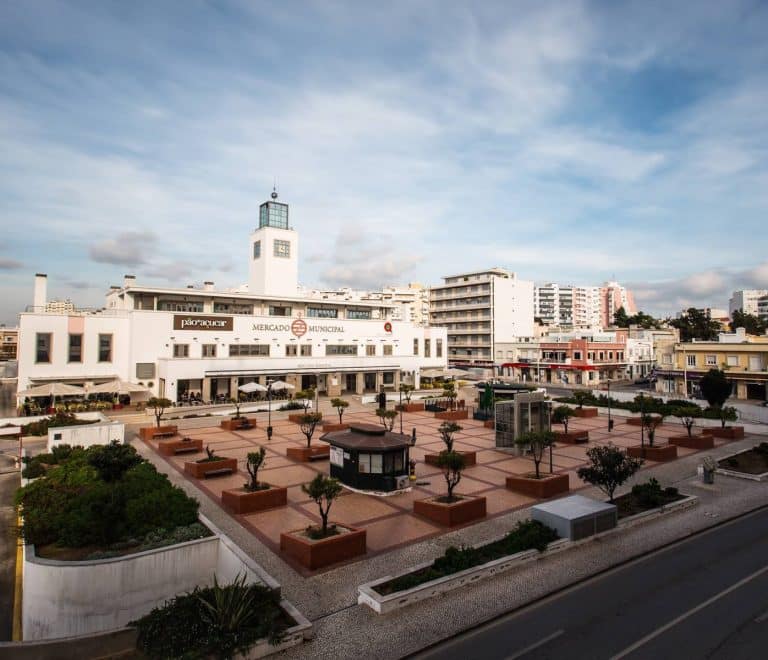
277;243;289;256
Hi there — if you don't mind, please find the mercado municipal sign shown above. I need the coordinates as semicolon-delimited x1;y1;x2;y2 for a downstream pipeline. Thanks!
252;319;345;336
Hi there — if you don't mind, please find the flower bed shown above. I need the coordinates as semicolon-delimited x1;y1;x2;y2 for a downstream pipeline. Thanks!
506;473;570;498
613;480;686;520
158;437;203;456
222;486;288;514
707;426;745;440
717;443;768;480
435;409;468;421
139;425;178;441
288;412;322;424
571;407;598;418
668;434;714;450
413;495;486;527
280;524;366;569
424;450;477;467
184;457;237;479
220;417;257;431
626;444;678;461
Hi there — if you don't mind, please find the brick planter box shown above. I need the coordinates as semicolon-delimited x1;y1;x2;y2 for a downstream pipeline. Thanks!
505;473;570;498
220;417;257;431
435;410;469;421
286;445;330;462
626;444;678;461
321;422;350;433
413;495;487;527
158;437;203;456
668;434;715;450
184;457;237;479
396;402;425;412
572;408;598;418
424;450;477;467
288;412;323;424
280;524;366;570
708;426;745;440
484;419;495;429
626;415;663;427
221;485;288;514
139;425;178;441
554;430;589;444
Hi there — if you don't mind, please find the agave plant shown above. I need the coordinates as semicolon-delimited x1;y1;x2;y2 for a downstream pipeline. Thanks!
196;574;259;633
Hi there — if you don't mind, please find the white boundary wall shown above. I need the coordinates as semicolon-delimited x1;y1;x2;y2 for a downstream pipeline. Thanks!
47;421;125;451
22;514;278;640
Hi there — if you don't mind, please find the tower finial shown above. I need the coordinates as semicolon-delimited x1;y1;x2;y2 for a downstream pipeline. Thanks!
271;177;278;200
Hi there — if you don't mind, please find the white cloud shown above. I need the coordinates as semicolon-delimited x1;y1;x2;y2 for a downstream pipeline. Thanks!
89;231;156;267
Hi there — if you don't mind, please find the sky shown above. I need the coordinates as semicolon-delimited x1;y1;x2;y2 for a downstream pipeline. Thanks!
2;0;768;325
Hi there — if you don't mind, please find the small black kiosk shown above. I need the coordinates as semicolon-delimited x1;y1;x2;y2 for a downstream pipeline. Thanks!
321;423;411;492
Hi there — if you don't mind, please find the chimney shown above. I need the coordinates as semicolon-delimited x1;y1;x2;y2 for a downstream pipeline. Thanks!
124;274;136;288
203;281;214;291
34;273;47;310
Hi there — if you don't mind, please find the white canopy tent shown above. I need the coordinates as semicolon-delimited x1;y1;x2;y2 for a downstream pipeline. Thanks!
238;382;268;394
88;379;151;398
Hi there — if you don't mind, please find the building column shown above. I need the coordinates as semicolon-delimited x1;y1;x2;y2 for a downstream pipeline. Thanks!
376;371;384;391
202;378;212;403
356;372;365;395
327;372;342;397
736;382;747;400
229;376;239;399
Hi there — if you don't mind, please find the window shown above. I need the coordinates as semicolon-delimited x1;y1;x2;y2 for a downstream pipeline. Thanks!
326;344;357;356
158;300;203;312
202;344;217;358
259;201;289;229
383;345;393;356
705;354;717;366
413;338;419;356
358;453;370;473
727;355;739;367
173;344;189;358
269;305;292;316
574;351;582;360
307;306;338;319
686;354;696;367
436;339;443;358
229;344;270;357
347;308;371;320
286;344;298;356
273;239;290;258
300;344;312;356
68;334;82;363
36;333;52;363
370;453;383;474
213;302;253;315
425;339;431;358
383;371;394;385
98;334;112;362
662;354;672;365
253;241;261;259
366;345;376;356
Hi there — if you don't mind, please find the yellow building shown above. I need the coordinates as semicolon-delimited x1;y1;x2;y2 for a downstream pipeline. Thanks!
656;328;768;401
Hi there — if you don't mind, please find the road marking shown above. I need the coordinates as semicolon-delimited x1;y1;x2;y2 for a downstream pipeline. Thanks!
12;515;23;641
504;630;564;660
611;563;768;659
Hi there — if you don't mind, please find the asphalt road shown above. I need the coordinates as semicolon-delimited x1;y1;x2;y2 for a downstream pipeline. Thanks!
414;506;768;660
0;470;19;641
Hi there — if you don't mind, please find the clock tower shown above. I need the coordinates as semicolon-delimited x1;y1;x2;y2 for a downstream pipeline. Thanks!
248;189;299;297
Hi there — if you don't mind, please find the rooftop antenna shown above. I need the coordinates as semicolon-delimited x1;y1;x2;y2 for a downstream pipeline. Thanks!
271;177;278;200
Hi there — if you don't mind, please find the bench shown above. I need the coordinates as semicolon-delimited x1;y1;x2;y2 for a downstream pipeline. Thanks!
203;467;234;478
308;451;330;462
153;430;176;439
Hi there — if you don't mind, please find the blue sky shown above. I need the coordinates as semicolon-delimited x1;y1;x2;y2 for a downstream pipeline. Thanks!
2;0;768;324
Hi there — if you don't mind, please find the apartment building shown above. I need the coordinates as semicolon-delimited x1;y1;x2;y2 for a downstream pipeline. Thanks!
0;326;18;361
757;294;768;321
729;290;768;316
600;281;637;328
430;268;534;368
534;283;574;326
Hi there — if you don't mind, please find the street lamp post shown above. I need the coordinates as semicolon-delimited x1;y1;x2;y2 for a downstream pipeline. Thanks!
607;379;614;431
267;383;274;441
399;387;404;434
640;393;645;458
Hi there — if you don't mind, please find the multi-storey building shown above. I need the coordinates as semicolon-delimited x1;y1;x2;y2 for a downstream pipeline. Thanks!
17;193;447;403
534;283;574;326
656;328;768;401
430;268;534;368
758;294;768;321
600;281;637;328
44;299;75;314
729;290;768;317
0;326;18;361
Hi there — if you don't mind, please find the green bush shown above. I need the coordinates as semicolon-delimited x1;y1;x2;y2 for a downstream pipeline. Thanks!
22;412;98;436
278;400;305;411
630;478;665;508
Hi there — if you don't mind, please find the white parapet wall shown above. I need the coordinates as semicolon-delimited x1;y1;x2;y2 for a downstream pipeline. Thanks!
47;421;125;451
22;514;279;640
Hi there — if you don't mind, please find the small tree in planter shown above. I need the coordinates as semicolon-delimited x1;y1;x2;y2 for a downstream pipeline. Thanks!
673;406;699;437
376;408;398;431
442;381;457;409
577;443;643;503
399;383;415;404
295;388;315;414
552;406;574;433
229;395;244;419
717;405;738;429
302;474;343;538
641;412;665;446
299;413;322;448
436;450;465;502
244;447;268;492
699;369;732;409
330;398;349;424
572;390;592;409
438;422;462;452
515;430;555;479
147;397;172;428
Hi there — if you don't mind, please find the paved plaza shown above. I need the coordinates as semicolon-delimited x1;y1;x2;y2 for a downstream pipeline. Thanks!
143;406;739;575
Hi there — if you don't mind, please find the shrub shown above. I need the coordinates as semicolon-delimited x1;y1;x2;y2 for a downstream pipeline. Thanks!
278;400;305;411
631;478;664;508
577;444;643;502
87;441;142;482
22;412;97;436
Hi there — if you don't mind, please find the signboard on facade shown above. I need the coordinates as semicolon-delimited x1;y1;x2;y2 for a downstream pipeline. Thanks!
330;446;344;467
173;315;233;331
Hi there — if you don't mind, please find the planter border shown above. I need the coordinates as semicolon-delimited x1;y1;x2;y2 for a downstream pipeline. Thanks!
615;494;699;529
668;434;715;450
715;447;768;482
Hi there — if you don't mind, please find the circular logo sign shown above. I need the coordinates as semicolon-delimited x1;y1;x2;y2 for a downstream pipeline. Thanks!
384;322;392;333
291;319;307;337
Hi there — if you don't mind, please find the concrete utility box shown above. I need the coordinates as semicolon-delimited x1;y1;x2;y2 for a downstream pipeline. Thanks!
532;494;617;541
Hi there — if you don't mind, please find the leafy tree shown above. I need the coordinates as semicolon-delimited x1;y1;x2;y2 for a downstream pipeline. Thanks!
436;450;465;502
295;388;315;413
147;397;173;428
718;405;738;429
298;413;322;448
730;310;767;335
330;397;349;423
515;430;555;479
572;390;592;409
86;441;142;482
438;422;462;452
398;383;415;403
577;444;643;502
552;406;574;433
376;408;398;431
302;474;342;537
479;384;494;414
699;369;733;408
442;381;457;408
672;406;699;438
641;412;665;446
245;447;267;491
613;306;630;327
669;308;721;342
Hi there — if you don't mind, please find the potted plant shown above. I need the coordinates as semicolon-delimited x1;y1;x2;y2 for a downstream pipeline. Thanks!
184;445;237;479
576;443;643;503
375;408;398;431
424;422;476;466
699;369;743;439
706;405;743;439
286;413;328;461
323;398;350;432
571;390;598;417
434;382;468;420
551;405;587;443
397;384;423;412
140;397;177;441
220;395;256;431
669;406;714;449
280;474;365;569
506;431;570;498
414;451;486;526
222;447;287;513
628;413;677;461
288;388;321;423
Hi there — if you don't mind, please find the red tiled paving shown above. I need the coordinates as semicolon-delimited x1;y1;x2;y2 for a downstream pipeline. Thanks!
144;408;747;575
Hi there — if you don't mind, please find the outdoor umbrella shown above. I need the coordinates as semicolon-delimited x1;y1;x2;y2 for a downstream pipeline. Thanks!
238;382;268;394
18;382;86;407
265;380;295;440
268;380;295;391
88;379;151;396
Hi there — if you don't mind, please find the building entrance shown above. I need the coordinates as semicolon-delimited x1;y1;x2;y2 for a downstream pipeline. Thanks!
345;374;357;392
